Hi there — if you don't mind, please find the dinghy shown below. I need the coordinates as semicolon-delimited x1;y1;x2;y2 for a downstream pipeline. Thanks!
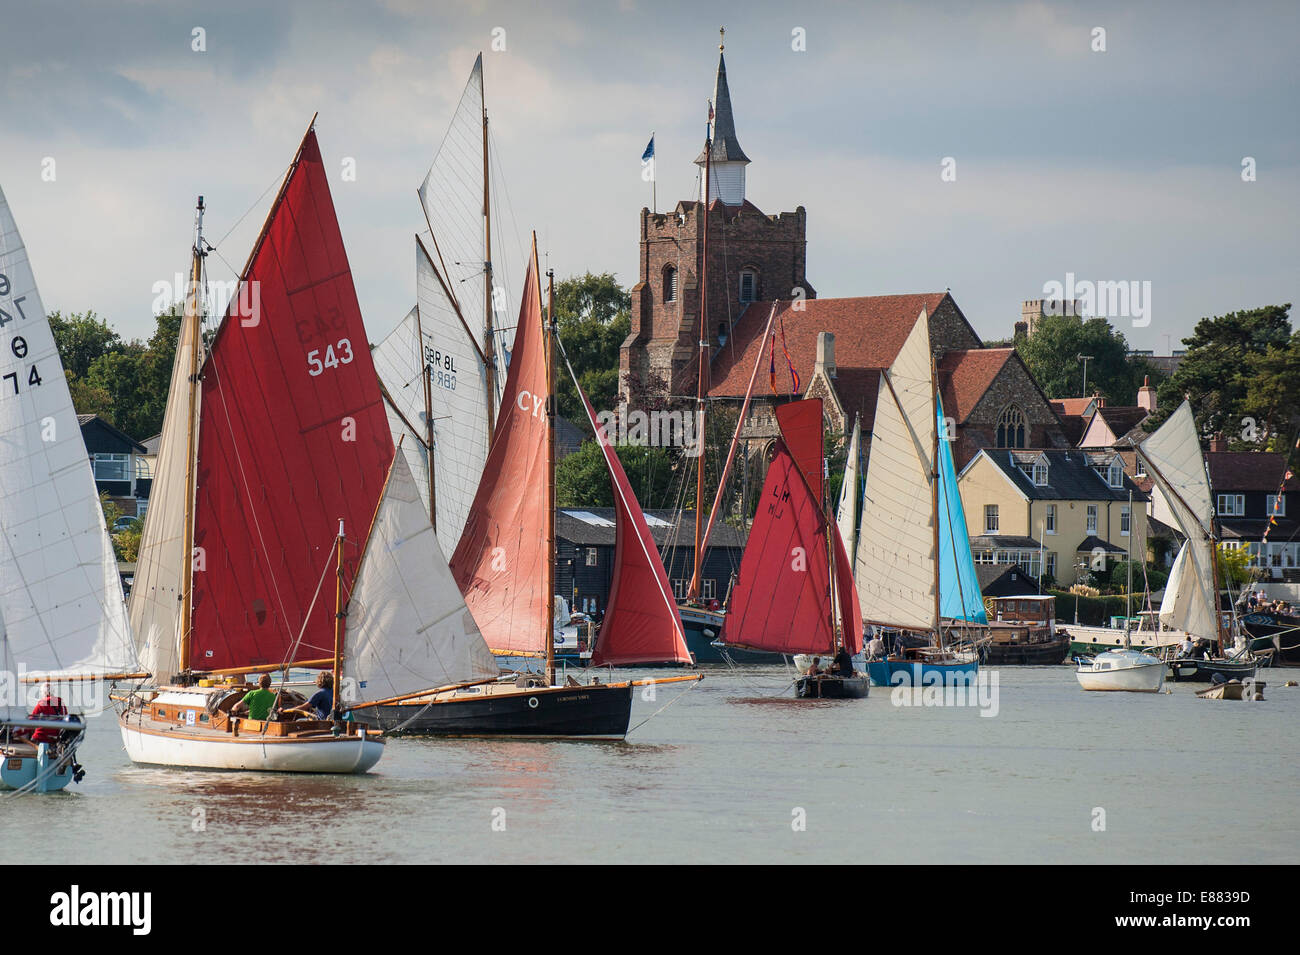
1074;649;1165;693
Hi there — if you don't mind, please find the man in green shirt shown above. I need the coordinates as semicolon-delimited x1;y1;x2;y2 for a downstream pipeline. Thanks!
231;674;279;722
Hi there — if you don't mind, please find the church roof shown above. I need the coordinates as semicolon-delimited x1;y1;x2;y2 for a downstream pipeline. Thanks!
937;348;1015;424
694;52;750;165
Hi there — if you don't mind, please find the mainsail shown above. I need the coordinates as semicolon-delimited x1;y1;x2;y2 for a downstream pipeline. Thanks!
0;184;136;679
836;414;861;564
724;400;859;656
1141;401;1218;640
343;453;498;703
573;384;691;667
937;393;987;624
855;312;937;633
450;243;548;656
190;128;394;672
129;279;202;680
372;237;494;559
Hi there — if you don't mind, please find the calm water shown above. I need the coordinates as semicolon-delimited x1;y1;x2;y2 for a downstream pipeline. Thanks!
4;665;1297;864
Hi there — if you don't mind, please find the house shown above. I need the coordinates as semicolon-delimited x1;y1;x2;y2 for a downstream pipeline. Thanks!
1205;451;1299;581
78;415;150;518
958;448;1149;588
976;563;1041;597
556;508;746;616
1077;378;1156;449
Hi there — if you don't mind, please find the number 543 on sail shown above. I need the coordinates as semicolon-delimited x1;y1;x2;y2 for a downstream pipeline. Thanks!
306;338;354;376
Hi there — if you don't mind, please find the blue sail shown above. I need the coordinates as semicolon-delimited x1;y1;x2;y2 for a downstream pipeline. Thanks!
936;394;987;624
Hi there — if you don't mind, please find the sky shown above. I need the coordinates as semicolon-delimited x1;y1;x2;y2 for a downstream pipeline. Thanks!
1;0;1297;353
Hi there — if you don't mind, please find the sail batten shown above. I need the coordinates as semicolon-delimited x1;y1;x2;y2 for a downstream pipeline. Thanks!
0;185;136;679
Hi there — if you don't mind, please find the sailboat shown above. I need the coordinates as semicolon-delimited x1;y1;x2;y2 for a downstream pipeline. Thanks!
837;414;862;564
352;241;697;738
855;311;983;687
718;398;868;698
119;125;390;772
1139;401;1257;683
0;183;144;792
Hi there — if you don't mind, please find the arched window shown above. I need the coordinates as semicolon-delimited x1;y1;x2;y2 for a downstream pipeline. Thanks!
739;268;758;304
996;405;1027;449
663;265;677;303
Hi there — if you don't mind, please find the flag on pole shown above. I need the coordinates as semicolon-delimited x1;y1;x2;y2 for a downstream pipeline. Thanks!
640;134;655;181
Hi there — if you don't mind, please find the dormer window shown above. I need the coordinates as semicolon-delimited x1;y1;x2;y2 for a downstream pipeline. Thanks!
663;265;677;303
1107;460;1124;488
1032;462;1049;486
739;269;757;304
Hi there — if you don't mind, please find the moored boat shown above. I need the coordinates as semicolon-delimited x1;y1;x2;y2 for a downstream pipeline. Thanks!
1196;678;1265;701
1075;648;1165;692
981;595;1071;665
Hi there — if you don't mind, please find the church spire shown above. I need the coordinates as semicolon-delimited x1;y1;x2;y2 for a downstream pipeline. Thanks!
695;28;749;205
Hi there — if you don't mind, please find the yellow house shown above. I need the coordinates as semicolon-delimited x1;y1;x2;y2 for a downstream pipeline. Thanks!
957;449;1148;589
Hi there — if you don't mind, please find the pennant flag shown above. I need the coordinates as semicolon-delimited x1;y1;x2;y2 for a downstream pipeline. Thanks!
768;330;778;392
641;135;655;162
779;314;801;393
640;134;655;183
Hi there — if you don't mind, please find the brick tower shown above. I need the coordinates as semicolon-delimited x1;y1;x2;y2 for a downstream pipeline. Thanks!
620;38;814;410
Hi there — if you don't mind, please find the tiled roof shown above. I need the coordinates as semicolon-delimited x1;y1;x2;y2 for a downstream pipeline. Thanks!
557;508;746;549
1206;452;1297;492
1076;535;1128;554
1052;397;1096;417
938;348;1015;423
694;52;750;165
980;448;1149;502
709;293;950;401
1088;406;1150;447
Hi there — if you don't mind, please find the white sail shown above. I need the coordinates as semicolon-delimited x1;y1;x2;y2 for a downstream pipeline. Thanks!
1140;402;1219;640
855;312;936;632
127;296;200;681
342;453;498;704
372;239;494;558
1159;540;1217;639
837;414;861;563
0;185;136;679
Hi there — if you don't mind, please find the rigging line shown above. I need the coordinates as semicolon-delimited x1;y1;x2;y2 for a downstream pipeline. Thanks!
625;677;700;736
210;161;295;253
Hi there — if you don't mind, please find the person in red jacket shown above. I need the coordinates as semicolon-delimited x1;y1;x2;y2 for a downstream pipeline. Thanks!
28;683;68;744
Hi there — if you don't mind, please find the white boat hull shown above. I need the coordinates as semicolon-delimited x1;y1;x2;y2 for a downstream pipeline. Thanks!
1075;661;1165;692
119;720;383;774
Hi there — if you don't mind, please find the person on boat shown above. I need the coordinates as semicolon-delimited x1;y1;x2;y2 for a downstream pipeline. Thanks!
231;674;279;722
892;633;906;659
28;684;68;744
806;657;822;676
866;632;884;660
1179;635;1194;658
833;647;855;677
281;672;335;721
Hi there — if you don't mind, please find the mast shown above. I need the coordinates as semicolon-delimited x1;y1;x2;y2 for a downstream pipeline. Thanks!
413;303;437;527
481;75;497;432
1124;489;1133;648
545;266;558;686
931;355;942;648
178;195;206;675
332;519;345;715
1206;470;1228;655
688;104;714;601
825;450;841;654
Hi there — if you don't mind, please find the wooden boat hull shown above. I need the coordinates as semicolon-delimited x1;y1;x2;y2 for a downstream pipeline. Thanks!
1167;658;1258;683
865;657;978;687
983;635;1071;666
358;681;634;740
795;674;869;699
1196;680;1265;701
119;717;383;773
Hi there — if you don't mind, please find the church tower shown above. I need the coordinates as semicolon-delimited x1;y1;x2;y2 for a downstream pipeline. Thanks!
620;33;814;410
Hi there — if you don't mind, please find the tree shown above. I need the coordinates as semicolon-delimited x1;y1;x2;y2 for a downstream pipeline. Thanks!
555;439;676;509
1149;304;1294;445
47;310;122;380
550;273;631;422
1016;314;1160;404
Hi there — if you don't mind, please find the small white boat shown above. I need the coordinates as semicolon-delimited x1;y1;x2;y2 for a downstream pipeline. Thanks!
1075;649;1165;692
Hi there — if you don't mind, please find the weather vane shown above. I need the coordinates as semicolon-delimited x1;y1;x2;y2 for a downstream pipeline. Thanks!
720;27;725;51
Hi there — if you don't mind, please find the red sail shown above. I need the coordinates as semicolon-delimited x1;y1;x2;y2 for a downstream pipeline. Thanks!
575;387;692;667
833;523;863;655
778;398;824;503
722;399;839;656
190;128;394;671
449;244;549;655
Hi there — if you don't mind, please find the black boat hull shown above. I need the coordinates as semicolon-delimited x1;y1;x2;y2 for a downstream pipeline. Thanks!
795;675;870;699
1168;659;1258;683
983;635;1071;666
362;683;634;739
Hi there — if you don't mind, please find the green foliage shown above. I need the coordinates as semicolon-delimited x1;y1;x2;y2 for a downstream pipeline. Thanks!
1148;304;1295;446
50;304;183;440
555;440;676;509
551;272;631;422
1217;543;1257;589
1108;560;1168;594
1016;314;1161;403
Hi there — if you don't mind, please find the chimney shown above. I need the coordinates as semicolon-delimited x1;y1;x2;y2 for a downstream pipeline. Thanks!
1209;433;1227;452
815;331;836;379
1137;375;1156;413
